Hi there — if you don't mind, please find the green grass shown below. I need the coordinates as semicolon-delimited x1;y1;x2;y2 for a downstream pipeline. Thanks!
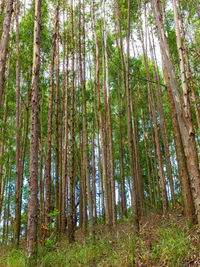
0;215;199;266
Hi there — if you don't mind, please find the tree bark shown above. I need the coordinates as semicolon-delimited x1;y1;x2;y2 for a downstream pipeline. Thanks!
14;0;22;245
149;27;176;207
117;74;127;217
0;0;13;110
177;0;200;136
103;4;116;224
91;0;110;226
163;62;195;221
151;0;200;225
68;0;75;243
139;17;168;214
26;0;41;258
61;34;69;234
54;0;60;231
44;3;59;226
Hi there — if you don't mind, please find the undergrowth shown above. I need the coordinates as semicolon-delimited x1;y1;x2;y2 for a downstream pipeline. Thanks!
0;214;199;266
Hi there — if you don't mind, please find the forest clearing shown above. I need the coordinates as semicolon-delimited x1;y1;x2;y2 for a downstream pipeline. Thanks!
0;0;200;265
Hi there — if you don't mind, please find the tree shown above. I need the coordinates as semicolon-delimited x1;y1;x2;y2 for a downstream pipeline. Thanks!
26;0;41;258
0;0;13;109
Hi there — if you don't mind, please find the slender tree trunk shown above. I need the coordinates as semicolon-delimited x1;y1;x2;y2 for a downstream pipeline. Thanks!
151;0;200;225
26;0;41;258
103;6;116;224
2;159;9;243
139;94;153;208
44;4;58;226
172;0;192;121
6;162;11;244
115;0;139;229
89;63;97;222
68;0;75;243
54;0;60;231
61;37;69;234
91;0;110;226
140;17;168;214
91;104;97;223
101;26;112;224
149;27;176;207
126;0;139;227
39;86;44;226
177;0;200;136
131;91;145;217
117;74;127;217
79;0;94;233
14;0;22;244
163;62;195;221
0;45;10;219
0;0;13;110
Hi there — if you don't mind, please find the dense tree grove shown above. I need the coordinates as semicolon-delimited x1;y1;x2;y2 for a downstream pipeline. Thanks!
0;0;200;261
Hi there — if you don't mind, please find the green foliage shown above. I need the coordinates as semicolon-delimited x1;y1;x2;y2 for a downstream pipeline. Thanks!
151;226;191;264
4;249;26;267
1;216;199;266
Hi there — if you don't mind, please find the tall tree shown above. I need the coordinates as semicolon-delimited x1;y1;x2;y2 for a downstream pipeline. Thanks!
0;0;13;109
44;1;59;226
26;0;41;258
151;0;200;225
68;0;75;243
13;0;22;245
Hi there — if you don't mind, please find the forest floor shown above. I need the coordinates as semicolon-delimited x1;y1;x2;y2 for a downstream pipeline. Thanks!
0;210;200;266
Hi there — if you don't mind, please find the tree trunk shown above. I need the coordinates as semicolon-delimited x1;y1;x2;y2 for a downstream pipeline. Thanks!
117;74;127;217
103;5;116;224
140;18;168;215
61;36;69;234
26;0;41;258
149;27;176;207
140;96;153;208
39;85;44;226
0;42;11;220
163;62;195;222
151;0;200;225
91;0;110;226
0;0;13;110
54;0;60;231
131;91;145;217
82;0;94;233
44;4;58;226
68;0;75;243
14;0;22;244
115;0;139;230
177;0;200;136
